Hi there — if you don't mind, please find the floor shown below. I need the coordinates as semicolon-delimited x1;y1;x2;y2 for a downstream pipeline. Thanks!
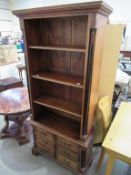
0;63;130;175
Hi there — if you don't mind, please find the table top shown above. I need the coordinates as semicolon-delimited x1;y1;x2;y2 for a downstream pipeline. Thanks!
103;102;131;159
0;77;22;86
0;87;30;115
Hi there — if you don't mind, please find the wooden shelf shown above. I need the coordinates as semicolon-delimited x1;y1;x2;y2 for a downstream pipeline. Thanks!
29;45;86;53
35;112;80;140
32;71;83;89
33;95;82;118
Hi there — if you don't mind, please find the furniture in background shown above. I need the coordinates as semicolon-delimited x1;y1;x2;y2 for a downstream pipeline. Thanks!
94;96;112;144
95;25;124;143
120;50;131;60
0;77;23;92
119;58;131;75
0;45;18;65
0;87;32;145
16;64;26;80
96;102;131;175
13;1;112;174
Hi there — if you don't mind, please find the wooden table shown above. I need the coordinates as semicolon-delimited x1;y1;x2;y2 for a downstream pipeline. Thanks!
120;50;131;59
0;77;23;92
97;102;131;175
0;87;32;145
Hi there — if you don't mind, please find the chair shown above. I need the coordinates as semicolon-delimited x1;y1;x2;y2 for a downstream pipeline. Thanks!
16;64;26;80
94;96;112;144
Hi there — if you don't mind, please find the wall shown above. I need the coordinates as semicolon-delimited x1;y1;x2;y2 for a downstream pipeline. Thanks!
105;0;131;50
0;0;20;35
0;0;12;32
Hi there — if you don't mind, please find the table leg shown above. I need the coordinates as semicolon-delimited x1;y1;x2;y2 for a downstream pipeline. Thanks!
1;115;9;133
17;115;29;145
96;147;105;171
105;155;115;175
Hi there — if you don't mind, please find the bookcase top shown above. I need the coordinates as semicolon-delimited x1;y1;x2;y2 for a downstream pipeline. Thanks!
13;1;112;18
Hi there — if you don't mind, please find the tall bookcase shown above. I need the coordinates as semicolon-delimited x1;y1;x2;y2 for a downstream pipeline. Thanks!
13;1;112;174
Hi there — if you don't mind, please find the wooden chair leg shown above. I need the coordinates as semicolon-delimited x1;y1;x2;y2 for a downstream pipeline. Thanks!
96;147;105;171
105;155;115;175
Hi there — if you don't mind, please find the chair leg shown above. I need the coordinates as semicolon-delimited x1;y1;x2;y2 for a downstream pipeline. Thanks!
105;155;115;175
96;147;105;171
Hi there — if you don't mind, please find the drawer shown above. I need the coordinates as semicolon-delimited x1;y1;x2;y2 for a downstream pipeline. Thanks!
57;145;79;162
34;127;53;141
37;142;54;157
36;136;54;147
57;137;79;152
57;154;78;170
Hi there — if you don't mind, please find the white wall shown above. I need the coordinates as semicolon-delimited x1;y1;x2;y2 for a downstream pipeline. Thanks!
0;0;12;32
0;0;21;35
104;0;131;50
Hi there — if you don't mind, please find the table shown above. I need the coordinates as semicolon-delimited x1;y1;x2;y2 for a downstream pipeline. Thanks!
120;50;131;60
0;87;32;145
96;102;131;175
0;77;23;92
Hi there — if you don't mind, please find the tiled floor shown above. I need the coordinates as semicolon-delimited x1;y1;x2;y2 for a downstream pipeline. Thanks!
0;63;130;175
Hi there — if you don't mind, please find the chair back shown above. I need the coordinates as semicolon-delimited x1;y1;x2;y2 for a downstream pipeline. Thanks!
98;96;112;137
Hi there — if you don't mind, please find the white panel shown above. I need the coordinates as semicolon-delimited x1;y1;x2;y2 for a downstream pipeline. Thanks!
0;21;11;31
0;0;9;9
0;9;12;21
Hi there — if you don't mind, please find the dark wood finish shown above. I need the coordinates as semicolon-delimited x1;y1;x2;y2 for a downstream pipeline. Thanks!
29;45;86;53
56;154;78;170
56;145;79;161
13;1;112;18
33;95;82;118
57;136;79;152
32;71;83;89
0;77;23;92
34;111;80;140
0;87;32;145
13;1;112;174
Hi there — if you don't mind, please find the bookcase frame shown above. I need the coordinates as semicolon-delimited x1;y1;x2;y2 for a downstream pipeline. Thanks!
13;1;112;174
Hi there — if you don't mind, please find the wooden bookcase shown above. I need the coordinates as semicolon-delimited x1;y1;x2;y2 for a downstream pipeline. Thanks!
13;1;112;174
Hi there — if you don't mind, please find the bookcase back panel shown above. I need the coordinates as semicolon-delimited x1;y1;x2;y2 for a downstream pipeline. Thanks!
32;79;82;104
25;19;42;45
28;50;85;77
70;52;85;76
25;16;88;48
45;50;70;73
32;104;80;139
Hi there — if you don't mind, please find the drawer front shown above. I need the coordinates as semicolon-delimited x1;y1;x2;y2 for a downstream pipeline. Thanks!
57;154;78;170
34;127;53;141
57;145;79;162
37;143;54;157
36;136;54;147
57;137;79;152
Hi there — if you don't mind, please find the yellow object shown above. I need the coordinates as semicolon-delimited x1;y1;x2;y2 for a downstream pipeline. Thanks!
95;24;124;144
96;102;131;175
94;96;112;143
0;45;18;65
